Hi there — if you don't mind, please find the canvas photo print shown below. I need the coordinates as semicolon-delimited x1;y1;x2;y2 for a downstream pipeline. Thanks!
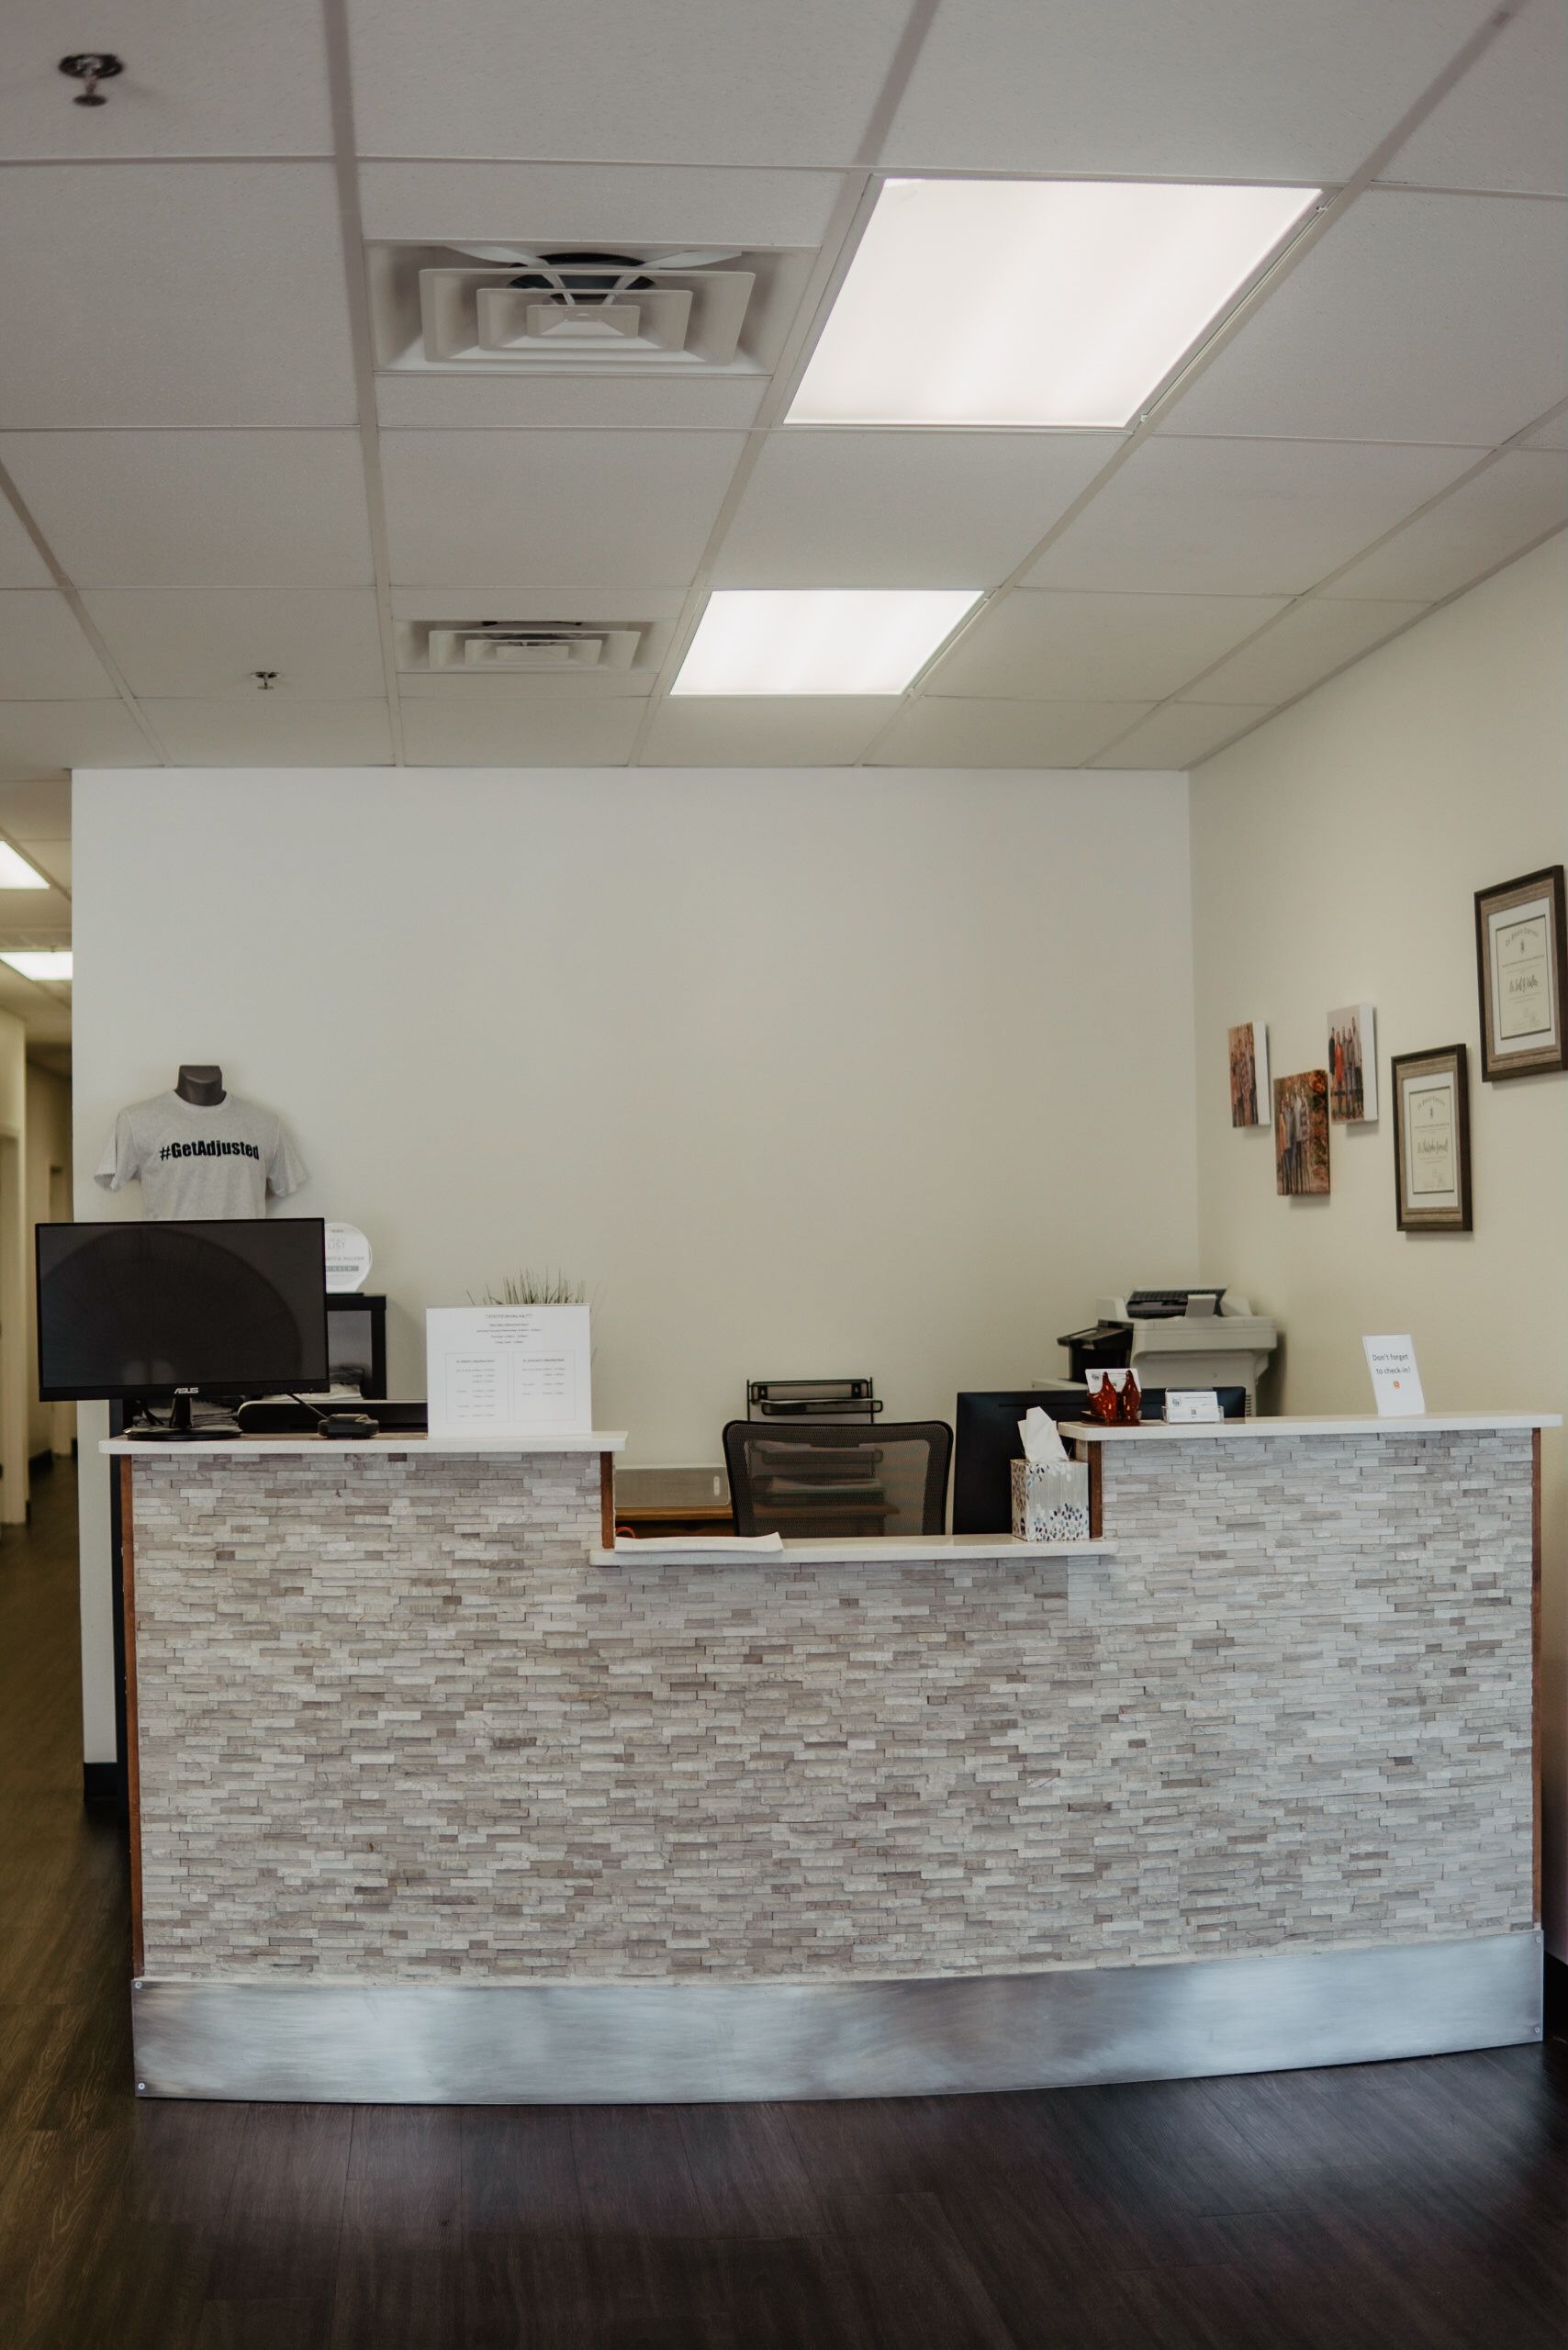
1274;1069;1330;1196
1227;1019;1269;1127
1328;1002;1377;1122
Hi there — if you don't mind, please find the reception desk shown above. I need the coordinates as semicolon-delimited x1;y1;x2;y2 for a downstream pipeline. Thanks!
108;1414;1551;2104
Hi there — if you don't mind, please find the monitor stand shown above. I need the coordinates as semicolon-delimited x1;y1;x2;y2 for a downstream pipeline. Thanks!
126;1388;242;1443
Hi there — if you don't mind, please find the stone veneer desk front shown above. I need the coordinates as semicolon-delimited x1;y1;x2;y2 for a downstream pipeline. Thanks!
108;1416;1552;2105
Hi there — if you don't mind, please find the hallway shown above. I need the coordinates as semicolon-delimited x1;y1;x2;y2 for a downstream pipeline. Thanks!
0;1466;1564;2348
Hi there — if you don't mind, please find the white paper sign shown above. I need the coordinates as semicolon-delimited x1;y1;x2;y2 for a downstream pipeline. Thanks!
426;1305;592;1438
1362;1334;1426;1418
324;1222;373;1293
1165;1390;1222;1423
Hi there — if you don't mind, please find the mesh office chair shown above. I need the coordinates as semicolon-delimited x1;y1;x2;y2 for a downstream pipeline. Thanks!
722;1419;953;1539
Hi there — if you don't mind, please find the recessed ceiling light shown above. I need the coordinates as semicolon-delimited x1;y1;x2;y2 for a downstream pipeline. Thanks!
1;950;71;982
0;845;50;890
789;178;1319;430
671;589;980;697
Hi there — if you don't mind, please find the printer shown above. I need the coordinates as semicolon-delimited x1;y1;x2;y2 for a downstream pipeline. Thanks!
1058;1287;1278;1412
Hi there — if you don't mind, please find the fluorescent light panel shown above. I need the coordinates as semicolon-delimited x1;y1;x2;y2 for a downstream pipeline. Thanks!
0;845;49;890
1;950;71;981
789;178;1319;429
671;589;980;697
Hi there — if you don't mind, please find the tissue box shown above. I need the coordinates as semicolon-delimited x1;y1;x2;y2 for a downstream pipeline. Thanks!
1011;1457;1090;1542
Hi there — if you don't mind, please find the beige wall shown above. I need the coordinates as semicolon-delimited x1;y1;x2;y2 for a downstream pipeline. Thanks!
71;762;1200;1760
1190;533;1568;1946
26;1063;73;1460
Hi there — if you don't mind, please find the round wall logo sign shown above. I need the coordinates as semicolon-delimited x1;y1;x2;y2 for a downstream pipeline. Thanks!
323;1222;373;1293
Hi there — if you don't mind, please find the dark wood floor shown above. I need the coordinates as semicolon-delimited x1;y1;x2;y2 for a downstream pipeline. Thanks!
1;1466;1563;2348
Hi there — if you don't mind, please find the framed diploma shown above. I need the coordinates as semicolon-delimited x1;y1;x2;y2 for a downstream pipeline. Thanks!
1391;1045;1471;1232
1474;865;1567;1081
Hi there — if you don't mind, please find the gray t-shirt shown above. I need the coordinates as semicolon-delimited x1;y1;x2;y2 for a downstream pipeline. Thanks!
95;1091;308;1221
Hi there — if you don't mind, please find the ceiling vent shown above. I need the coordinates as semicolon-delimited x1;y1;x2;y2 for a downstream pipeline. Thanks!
397;619;652;676
368;241;812;378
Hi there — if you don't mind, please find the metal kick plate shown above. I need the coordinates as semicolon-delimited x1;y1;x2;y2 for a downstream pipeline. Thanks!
132;1931;1542;2104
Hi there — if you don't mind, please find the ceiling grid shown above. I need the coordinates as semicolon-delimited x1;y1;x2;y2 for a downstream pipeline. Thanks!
0;0;1561;1038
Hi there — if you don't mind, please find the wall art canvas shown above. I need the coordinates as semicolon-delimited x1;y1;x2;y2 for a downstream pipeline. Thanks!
1227;1019;1269;1127
1474;865;1567;1080
1273;1069;1330;1196
1327;1002;1377;1122
1392;1045;1472;1231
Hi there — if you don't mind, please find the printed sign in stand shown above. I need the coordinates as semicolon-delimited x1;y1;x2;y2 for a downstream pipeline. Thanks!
426;1305;592;1439
324;1222;373;1293
1362;1334;1427;1418
1165;1390;1223;1423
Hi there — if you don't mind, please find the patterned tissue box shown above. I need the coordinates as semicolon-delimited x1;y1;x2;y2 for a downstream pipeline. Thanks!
1011;1457;1091;1542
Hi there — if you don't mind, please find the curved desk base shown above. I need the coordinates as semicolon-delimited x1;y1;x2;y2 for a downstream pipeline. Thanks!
132;1930;1541;2104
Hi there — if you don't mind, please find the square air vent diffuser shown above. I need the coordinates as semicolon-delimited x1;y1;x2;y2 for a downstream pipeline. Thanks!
369;242;812;379
396;620;650;676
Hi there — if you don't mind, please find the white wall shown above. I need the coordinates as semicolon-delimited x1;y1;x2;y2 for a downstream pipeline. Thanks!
1189;534;1568;1945
71;763;1200;1760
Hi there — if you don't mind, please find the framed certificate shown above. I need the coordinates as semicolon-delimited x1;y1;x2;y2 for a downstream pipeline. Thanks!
1391;1045;1471;1232
1474;865;1567;1081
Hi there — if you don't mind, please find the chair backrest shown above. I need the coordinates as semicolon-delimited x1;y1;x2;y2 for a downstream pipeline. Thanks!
722;1419;953;1539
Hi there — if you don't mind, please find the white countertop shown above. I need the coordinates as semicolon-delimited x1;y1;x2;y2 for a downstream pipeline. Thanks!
104;1431;627;1457
1068;1413;1558;1442
592;1534;1114;1565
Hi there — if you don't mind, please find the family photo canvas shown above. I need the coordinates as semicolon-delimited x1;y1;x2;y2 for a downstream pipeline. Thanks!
1274;1069;1330;1196
1328;1002;1377;1122
1227;1019;1269;1127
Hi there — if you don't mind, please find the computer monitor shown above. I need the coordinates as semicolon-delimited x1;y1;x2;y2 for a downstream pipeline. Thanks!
37;1218;329;1438
953;1383;1248;1531
953;1388;1088;1535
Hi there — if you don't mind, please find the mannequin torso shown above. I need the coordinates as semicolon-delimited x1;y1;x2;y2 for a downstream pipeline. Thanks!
176;1065;226;1106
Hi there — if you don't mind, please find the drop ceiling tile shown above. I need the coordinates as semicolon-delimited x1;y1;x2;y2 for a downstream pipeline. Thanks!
15;841;68;888
1089;704;1274;767
884;0;1491;179
1378;0;1567;196
1167;192;1568;446
0;0;331;159
0;778;72;835
375;377;770;432
1181;598;1428;702
346;0;912;165
388;587;689;621
358;162;847;250
380;431;746;586
399;698;644;766
1317;451;1568;600
1518;412;1568;452
1026;437;1483;597
80;589;386;699
0;887;69;928
870;698;1152;767
141;700;394;765
0;433;374;587
712;432;1122;589
399;674;653;701
641;698;898;765
0;703;156;772
0;595;116;699
0;501;52;590
0;164;355;428
931;588;1288;701
0;969;55;1023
